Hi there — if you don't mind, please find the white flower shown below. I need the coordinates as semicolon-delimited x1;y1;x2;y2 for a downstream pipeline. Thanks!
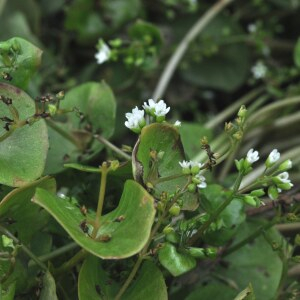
179;160;191;169
125;107;145;132
190;161;203;169
247;23;257;33
276;172;291;184
268;149;280;163
142;99;156;113
194;174;207;189
154;100;170;117
251;61;267;79
95;40;111;64
246;148;259;164
174;120;181;127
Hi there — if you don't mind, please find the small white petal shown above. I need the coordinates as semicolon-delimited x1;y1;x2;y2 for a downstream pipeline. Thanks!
95;41;111;64
246;148;260;164
174;120;181;127
276;172;291;184
179;160;191;168
269;149;280;163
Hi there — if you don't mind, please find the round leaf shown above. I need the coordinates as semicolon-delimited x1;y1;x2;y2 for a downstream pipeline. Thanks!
158;242;196;276
45;81;116;174
0;83;48;186
32;180;155;259
0;37;42;89
133;123;198;210
0;176;56;244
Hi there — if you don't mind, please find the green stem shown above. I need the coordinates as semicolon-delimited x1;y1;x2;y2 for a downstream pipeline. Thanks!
92;162;108;238
53;249;87;276
151;173;187;185
0;129;14;142
223;218;278;257
94;134;131;161
188;172;244;245
205;86;265;129
152;0;235;100
28;242;78;267
0;225;48;271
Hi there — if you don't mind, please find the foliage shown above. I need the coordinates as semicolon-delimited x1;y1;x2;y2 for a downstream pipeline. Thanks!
1;1;300;299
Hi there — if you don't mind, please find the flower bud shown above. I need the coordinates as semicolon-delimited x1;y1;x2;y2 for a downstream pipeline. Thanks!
163;226;174;235
277;182;293;190
237;105;247;118
205;247;218;258
48;104;57;116
187;247;206;259
278;159;292;171
169;204;181;216
268;185;278;200
250;189;265;197
244;195;257;207
188;183;196;193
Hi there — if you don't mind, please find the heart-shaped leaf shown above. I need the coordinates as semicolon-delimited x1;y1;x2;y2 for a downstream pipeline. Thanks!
45;81;116;174
158;242;196;276
32;180;155;259
0;37;42;89
0;176;56;244
133;123;198;210
0;83;48;187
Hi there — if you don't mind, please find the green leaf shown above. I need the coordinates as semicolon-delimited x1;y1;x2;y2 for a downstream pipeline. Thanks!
78;255;119;300
32;180;155;259
45;81;116;174
133;123;198;210
129;20;163;48
158;242;196;276
0;176;56;244
179;123;213;159
39;272;58;300
294;37;300;68
185;283;237;300
234;283;256;300
64;163;101;173
217;220;283;300
122;261;167;300
1;281;16;300
0;83;48;187
78;256;167;300
0;37;42;89
180;16;250;92
64;0;142;44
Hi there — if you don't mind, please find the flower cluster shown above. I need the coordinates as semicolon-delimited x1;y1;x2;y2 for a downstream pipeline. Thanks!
239;148;293;206
179;160;207;190
125;99;179;133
